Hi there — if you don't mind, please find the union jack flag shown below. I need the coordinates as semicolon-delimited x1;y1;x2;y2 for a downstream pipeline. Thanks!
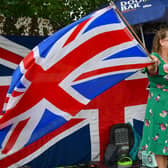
0;35;44;114
0;6;150;168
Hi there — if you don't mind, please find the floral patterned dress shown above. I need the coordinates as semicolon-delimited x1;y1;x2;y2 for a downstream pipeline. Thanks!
140;52;168;155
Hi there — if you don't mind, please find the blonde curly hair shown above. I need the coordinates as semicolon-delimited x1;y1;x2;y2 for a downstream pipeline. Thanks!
152;28;168;53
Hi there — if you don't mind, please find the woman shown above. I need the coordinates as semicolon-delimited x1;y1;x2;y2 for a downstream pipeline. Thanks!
140;28;168;168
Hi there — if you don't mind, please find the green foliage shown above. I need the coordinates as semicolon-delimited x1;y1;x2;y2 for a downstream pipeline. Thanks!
0;0;112;35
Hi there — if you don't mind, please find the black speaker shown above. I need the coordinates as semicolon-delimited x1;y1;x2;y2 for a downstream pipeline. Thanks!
109;123;134;153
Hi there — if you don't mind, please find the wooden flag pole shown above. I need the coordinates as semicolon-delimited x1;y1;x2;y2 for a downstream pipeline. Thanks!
109;1;152;59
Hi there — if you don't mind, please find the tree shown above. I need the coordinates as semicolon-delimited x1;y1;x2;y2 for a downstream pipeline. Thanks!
0;0;111;35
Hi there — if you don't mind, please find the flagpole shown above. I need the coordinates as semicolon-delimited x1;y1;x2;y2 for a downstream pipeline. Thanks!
139;24;146;47
109;1;151;58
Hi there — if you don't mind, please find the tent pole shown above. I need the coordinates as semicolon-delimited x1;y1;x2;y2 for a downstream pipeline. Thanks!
139;24;146;47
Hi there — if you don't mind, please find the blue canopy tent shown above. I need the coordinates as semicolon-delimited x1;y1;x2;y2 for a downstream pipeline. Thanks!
114;0;167;25
114;0;168;49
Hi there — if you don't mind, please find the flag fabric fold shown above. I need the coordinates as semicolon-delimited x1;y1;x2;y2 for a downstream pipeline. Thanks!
0;5;151;168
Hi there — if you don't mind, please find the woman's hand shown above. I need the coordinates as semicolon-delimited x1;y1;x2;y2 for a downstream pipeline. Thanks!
147;55;160;74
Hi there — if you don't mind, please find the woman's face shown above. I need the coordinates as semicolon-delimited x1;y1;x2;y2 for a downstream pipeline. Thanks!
160;32;168;50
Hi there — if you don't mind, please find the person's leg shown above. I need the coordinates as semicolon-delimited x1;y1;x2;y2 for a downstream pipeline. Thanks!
155;155;167;168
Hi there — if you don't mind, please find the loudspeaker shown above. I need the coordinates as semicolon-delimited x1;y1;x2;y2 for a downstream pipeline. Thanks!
109;123;134;151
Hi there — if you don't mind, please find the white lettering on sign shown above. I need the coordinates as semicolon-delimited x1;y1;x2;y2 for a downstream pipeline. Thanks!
143;4;152;8
120;0;151;12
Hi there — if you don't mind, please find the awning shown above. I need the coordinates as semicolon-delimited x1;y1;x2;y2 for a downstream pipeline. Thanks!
115;0;167;25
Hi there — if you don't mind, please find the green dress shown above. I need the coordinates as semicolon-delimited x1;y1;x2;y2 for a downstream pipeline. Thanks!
140;52;168;155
